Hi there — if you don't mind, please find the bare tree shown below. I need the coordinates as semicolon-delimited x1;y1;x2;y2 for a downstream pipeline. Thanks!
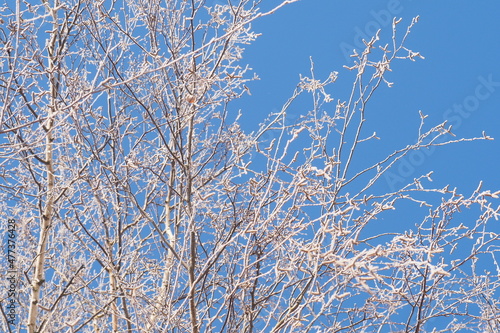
1;1;499;332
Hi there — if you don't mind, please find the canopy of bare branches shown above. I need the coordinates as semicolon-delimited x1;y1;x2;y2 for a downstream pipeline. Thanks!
0;1;499;332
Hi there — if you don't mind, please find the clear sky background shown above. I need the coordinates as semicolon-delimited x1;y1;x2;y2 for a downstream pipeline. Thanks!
229;0;499;197
1;2;498;331
230;3;500;328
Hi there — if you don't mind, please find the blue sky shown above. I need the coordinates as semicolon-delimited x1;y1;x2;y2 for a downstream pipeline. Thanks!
232;0;500;195
230;4;500;329
0;1;497;331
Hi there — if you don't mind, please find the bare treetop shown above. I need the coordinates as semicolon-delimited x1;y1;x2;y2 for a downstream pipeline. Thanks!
0;1;498;332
